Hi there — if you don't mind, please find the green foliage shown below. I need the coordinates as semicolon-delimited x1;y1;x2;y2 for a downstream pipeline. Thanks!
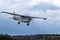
0;34;16;40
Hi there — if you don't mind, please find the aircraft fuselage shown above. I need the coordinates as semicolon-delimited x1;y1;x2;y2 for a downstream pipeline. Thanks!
13;16;32;23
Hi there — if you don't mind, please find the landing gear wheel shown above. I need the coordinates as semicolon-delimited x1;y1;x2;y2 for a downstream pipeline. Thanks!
18;22;20;24
44;18;46;20
27;24;29;26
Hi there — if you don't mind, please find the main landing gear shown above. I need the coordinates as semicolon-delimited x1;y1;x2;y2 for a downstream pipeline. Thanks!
27;23;29;26
18;22;20;24
18;22;30;26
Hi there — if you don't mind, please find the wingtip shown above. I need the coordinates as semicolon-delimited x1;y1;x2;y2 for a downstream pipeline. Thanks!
1;11;7;13
1;11;5;13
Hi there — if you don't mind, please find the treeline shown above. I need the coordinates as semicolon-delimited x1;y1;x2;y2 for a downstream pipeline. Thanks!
0;34;16;40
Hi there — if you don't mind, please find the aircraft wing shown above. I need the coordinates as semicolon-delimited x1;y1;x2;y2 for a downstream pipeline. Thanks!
26;16;46;20
1;11;25;16
21;15;46;20
1;11;46;20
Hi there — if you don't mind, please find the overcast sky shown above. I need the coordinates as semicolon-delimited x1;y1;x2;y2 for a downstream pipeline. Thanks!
0;0;60;35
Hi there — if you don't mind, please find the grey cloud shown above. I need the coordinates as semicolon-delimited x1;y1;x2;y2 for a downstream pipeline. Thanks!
30;2;60;11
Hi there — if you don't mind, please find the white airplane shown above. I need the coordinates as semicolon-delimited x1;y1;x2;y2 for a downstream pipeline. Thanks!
1;11;46;26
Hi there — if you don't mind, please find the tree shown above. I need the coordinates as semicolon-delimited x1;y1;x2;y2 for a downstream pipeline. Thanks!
0;34;16;40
